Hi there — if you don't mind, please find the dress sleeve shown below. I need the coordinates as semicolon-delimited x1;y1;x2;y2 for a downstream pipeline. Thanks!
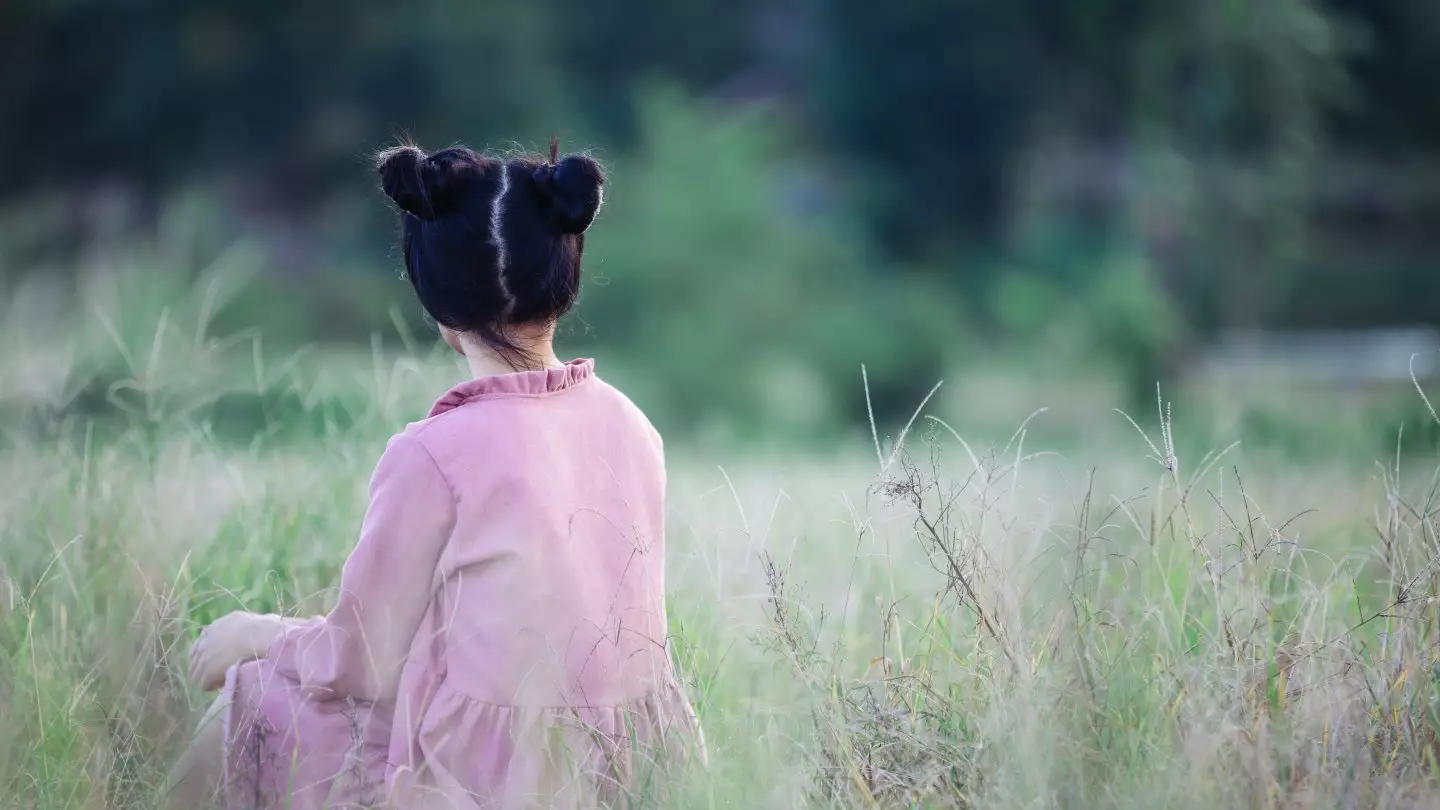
266;432;455;702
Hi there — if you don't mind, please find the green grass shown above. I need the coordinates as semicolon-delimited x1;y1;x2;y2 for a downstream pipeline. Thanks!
5;269;1440;807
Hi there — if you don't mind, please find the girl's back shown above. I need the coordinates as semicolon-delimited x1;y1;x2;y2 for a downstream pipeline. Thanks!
388;359;695;806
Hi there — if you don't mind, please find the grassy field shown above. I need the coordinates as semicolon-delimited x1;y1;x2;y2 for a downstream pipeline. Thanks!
5;284;1440;807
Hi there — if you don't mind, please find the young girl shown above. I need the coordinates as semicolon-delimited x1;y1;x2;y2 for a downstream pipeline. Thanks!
173;141;701;809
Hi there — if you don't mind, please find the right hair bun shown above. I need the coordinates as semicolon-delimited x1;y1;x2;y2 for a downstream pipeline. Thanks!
531;155;605;235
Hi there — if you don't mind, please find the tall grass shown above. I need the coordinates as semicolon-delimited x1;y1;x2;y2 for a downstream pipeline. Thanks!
751;404;1440;808
4;263;1440;807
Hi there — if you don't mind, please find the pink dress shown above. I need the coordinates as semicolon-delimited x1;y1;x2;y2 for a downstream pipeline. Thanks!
220;359;701;809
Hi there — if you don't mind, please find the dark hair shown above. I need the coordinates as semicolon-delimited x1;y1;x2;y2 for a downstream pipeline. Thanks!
376;138;605;366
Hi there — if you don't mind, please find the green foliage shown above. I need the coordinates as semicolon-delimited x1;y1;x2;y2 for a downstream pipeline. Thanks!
573;87;967;436
1082;251;1182;408
0;1;567;191
984;243;1179;410
6;0;1440;422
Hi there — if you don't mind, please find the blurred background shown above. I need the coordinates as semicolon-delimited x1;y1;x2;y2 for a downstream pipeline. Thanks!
3;0;1440;455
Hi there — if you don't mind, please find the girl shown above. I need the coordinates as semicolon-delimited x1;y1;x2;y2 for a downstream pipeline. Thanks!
172;141;701;809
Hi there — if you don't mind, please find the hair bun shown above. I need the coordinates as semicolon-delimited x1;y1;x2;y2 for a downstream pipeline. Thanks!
531;154;605;235
377;145;430;219
378;144;482;221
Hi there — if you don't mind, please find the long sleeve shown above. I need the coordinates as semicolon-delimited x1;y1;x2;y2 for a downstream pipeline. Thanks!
266;432;455;703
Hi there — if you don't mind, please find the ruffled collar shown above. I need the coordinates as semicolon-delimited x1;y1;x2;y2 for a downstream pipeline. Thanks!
428;358;595;417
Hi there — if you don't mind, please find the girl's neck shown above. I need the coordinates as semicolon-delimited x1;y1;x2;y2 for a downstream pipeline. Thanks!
458;324;562;379
462;346;563;379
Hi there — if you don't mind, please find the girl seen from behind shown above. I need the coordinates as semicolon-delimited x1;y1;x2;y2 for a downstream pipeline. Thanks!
170;140;703;809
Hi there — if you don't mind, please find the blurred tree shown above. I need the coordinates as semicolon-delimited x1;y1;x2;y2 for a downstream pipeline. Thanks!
1129;0;1354;335
574;86;960;434
1327;0;1440;151
5;0;1440;424
549;0;765;141
807;0;1162;258
0;0;562;198
808;0;1038;255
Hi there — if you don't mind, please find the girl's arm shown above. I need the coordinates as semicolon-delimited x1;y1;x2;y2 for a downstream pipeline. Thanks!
266;432;456;702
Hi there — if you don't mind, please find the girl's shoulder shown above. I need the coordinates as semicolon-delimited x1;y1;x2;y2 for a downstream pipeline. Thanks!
591;377;664;453
392;371;663;470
